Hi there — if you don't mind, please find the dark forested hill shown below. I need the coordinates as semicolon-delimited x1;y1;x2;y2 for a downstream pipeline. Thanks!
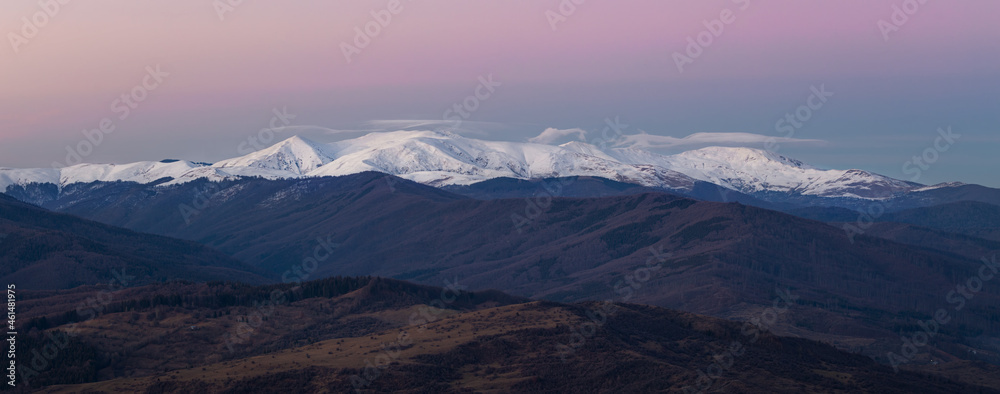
0;194;268;289
16;277;999;393
7;174;999;369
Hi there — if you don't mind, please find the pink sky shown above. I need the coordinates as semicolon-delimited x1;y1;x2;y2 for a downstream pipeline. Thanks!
1;1;998;185
3;1;991;108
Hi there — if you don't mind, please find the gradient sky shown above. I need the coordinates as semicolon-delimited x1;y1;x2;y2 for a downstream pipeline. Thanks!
1;0;998;186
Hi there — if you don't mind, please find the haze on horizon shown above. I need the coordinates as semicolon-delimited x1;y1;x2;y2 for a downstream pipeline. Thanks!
1;0;997;187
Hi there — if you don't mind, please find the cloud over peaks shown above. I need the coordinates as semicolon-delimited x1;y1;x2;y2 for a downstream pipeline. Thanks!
528;128;588;144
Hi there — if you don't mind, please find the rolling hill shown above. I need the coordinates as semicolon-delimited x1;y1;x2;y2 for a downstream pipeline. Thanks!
14;277;997;393
0;193;268;289
8;173;1000;369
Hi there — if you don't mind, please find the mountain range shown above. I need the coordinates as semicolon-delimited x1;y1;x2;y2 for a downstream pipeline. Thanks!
3;132;1000;392
0;193;267;289
3;131;976;209
5;171;998;372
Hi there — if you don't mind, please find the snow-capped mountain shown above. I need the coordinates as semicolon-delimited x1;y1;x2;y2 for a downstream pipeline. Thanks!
0;131;920;200
214;136;337;176
607;146;917;199
306;131;696;189
0;160;201;191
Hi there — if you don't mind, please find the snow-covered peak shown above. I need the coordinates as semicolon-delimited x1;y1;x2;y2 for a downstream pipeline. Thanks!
213;135;337;175
658;147;914;198
557;141;620;162
0;160;204;192
306;130;696;189
0;131;922;200
671;146;813;170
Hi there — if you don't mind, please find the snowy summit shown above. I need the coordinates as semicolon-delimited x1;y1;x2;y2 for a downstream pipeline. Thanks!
0;131;919;199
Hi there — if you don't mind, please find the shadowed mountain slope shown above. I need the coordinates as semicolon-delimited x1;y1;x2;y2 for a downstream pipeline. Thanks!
0;193;268;289
8;173;1000;369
